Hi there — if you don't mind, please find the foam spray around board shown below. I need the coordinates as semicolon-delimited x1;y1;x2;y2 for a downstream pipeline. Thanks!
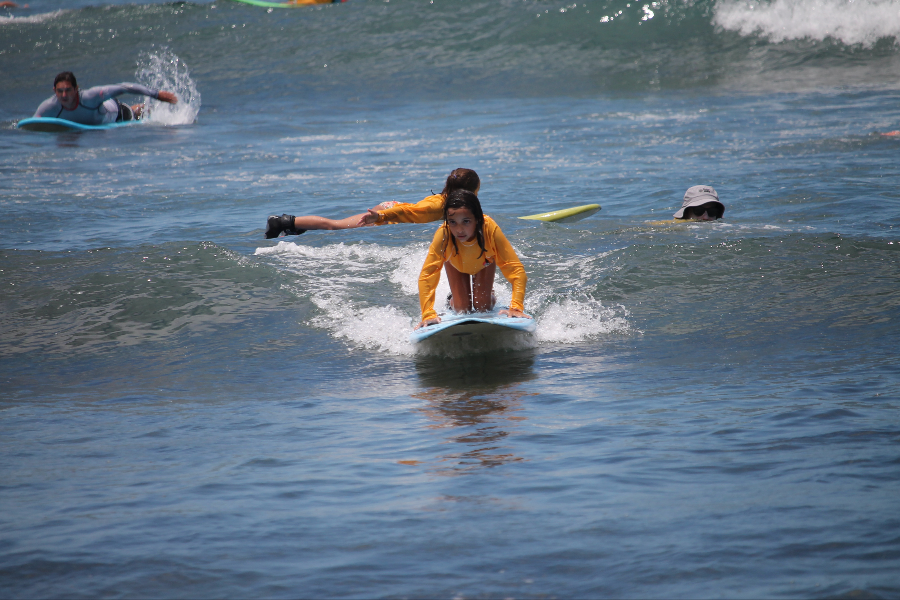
135;47;201;126
255;240;632;356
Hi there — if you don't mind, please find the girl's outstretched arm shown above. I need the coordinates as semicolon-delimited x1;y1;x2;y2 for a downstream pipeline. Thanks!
417;227;447;324
484;218;528;314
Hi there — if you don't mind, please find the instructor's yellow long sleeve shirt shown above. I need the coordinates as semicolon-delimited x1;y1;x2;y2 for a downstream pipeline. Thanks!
376;194;444;224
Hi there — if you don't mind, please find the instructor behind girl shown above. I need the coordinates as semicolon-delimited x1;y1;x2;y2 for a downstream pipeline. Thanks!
417;189;530;329
265;168;481;237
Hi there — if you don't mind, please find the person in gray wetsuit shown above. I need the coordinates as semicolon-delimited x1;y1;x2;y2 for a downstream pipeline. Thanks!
34;71;178;125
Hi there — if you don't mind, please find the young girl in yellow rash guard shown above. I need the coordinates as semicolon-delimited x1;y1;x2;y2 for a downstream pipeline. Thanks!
417;189;530;329
264;168;480;238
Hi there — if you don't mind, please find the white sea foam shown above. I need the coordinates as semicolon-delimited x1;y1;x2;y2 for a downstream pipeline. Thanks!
0;10;66;24
312;302;417;356
257;241;419;355
257;239;413;270
533;297;632;343
256;239;631;355
713;0;900;46
388;243;433;297
256;173;318;183
279;135;350;143
135;48;200;126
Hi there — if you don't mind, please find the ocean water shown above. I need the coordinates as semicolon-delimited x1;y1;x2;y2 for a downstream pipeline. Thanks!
2;0;900;597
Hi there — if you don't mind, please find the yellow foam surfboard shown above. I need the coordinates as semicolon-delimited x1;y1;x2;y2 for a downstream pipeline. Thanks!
519;204;601;223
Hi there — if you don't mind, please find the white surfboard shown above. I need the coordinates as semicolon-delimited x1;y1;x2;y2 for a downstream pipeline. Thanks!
410;310;536;343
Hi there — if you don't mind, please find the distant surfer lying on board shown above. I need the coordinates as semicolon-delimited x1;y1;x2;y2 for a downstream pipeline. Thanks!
417;189;530;329
34;72;177;125
264;168;481;238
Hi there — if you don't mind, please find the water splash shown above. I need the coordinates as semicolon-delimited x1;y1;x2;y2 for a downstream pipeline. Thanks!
714;0;900;46
134;47;200;126
256;241;419;355
533;296;632;344
255;239;632;355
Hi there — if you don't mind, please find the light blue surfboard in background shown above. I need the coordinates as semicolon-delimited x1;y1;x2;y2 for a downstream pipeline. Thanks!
410;310;536;344
16;117;147;133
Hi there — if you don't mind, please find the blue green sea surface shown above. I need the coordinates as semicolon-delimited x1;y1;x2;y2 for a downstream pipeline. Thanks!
1;0;899;597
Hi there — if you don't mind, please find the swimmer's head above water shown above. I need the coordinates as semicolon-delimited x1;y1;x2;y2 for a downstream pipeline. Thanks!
53;72;79;111
674;185;725;221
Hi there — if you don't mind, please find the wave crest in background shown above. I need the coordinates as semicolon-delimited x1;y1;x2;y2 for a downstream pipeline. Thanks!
0;9;68;25
5;0;900;104
136;47;200;125
714;0;900;46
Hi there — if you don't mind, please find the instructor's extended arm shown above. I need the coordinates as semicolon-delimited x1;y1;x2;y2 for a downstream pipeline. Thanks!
417;227;448;326
378;194;445;225
357;194;445;227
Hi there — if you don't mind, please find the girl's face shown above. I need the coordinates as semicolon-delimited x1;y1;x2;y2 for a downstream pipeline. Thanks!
446;207;477;242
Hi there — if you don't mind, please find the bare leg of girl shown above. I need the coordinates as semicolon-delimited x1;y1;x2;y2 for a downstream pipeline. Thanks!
443;262;472;312
471;262;496;311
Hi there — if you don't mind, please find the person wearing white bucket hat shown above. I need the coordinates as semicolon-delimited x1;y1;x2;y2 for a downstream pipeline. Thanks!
674;185;725;221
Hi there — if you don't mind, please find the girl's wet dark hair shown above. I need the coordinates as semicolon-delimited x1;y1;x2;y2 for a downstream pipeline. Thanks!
54;72;77;89
440;168;480;198
442;189;486;259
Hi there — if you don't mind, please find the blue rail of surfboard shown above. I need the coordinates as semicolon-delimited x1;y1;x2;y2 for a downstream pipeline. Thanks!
410;310;536;343
16;117;146;132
